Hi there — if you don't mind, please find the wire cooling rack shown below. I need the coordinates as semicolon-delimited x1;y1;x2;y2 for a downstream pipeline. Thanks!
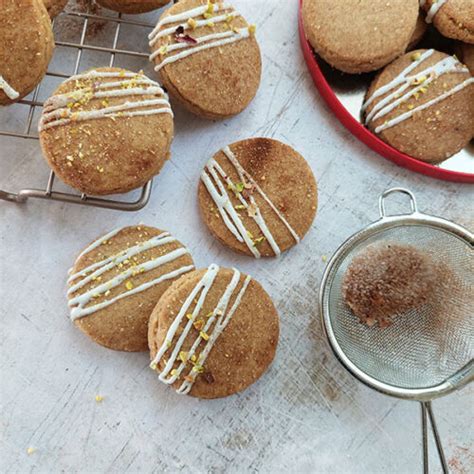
0;9;156;211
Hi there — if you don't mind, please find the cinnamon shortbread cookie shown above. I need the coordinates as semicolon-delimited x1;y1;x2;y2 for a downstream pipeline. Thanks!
0;0;54;105
68;225;194;351
198;138;318;258
149;0;261;119
363;49;473;163
39;67;174;195
148;265;279;398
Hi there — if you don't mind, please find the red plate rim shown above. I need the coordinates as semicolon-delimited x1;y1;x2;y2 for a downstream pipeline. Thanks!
298;0;474;184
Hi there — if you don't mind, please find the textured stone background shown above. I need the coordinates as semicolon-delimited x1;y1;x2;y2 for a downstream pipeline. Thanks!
1;1;473;473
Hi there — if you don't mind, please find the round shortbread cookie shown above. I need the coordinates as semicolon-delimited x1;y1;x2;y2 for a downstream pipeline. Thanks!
0;0;54;105
43;0;68;18
68;225;195;352
302;0;419;73
148;265;279;399
39;67;174;196
198;138;318;258
363;49;473;163
422;0;474;44
149;0;262;119
96;0;170;14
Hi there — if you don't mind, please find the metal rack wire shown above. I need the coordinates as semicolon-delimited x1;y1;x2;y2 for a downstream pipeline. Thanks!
0;9;156;211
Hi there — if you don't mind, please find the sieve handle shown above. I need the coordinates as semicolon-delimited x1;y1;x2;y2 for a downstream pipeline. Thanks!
379;188;419;218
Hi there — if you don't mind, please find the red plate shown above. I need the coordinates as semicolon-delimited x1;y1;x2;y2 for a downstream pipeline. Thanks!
298;0;474;183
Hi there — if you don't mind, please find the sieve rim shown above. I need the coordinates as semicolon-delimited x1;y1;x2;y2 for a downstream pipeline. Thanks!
319;190;473;401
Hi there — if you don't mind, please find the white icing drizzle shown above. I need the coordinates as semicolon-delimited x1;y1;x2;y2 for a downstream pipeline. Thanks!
363;49;471;132
39;70;173;131
150;264;251;395
68;230;194;320
375;77;474;133
425;0;448;23
154;28;251;72
76;227;122;260
0;75;19;100
150;29;236;61
200;146;300;258
148;1;234;46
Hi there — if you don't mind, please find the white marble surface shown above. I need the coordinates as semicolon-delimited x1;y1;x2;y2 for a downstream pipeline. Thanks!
1;1;473;473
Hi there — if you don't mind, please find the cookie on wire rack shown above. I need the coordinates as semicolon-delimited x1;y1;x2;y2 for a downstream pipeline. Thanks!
149;0;262;119
39;67;174;196
0;0;54;105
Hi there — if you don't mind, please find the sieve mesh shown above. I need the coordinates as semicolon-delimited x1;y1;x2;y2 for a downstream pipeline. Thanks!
326;223;473;390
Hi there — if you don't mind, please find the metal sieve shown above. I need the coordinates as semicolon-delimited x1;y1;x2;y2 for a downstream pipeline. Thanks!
320;188;473;473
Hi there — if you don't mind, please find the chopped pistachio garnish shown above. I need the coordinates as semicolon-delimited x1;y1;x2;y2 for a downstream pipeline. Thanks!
186;313;193;320
200;331;210;341
253;236;266;247
95;395;104;403
179;351;189;363
411;52;421;61
27;447;37;455
248;24;257;35
170;369;178;376
187;18;197;29
125;281;134;290
235;204;246;210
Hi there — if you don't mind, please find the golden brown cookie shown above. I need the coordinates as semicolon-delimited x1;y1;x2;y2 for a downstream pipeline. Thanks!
342;243;439;328
302;0;419;74
198;138;318;258
96;0;170;14
148;265;279;399
39;67;174;195
456;42;474;75
407;10;428;50
68;225;195;352
149;0;261;119
0;0;54;105
422;0;474;44
43;0;68;18
363;49;473;163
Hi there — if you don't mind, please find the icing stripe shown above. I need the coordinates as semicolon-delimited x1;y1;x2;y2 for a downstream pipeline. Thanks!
71;265;194;320
149;2;234;44
69;230;194;320
425;0;448;23
223;147;301;245
375;78;474;133
201;146;301;258
0;75;19;100
68;233;174;293
40;99;172;131
150;29;235;61
150;12;237;46
154;28;251;72
39;71;172;131
177;274;251;395
44;86;166;111
76;227;122;260
364;49;471;132
150;264;251;395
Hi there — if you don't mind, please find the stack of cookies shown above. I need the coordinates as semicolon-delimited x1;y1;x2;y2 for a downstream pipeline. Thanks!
302;0;474;164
